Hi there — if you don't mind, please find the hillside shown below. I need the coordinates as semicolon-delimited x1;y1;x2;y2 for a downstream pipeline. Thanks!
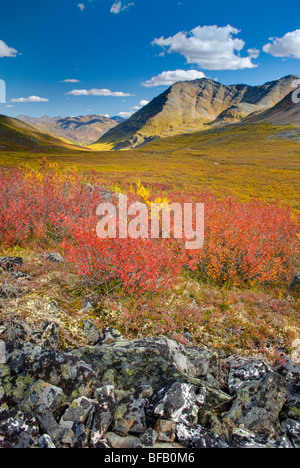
246;91;300;125
1;122;299;210
17;114;125;146
96;75;298;149
0;115;78;152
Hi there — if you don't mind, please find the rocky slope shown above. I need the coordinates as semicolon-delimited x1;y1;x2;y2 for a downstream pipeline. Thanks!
97;75;298;149
246;91;300;125
18;115;125;146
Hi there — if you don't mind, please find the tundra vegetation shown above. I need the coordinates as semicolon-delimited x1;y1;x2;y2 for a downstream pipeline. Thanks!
0;160;299;360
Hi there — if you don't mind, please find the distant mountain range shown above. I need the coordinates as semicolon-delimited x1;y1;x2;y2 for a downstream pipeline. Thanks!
96;75;299;149
17;114;125;145
1;75;299;152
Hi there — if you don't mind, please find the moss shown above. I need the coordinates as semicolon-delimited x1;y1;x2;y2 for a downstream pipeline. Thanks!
70;390;80;400
289;407;300;417
60;364;72;380
71;400;79;409
0;365;11;379
0;403;9;411
114;403;128;420
123;368;136;377
12;375;34;400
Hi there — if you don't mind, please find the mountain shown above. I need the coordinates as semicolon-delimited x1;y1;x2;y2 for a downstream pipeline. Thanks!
96;75;298;149
246;91;300;125
0;114;78;151
110;116;126;124
17;114;125;146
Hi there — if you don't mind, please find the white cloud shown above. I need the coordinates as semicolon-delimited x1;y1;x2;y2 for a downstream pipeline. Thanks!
10;96;49;103
110;1;122;13
118;111;133;118
131;100;150;111
142;69;206;87
78;3;85;11
61;79;81;83
0;39;18;58
139;100;149;106
263;29;300;59
152;25;259;70
66;88;132;97
110;1;134;14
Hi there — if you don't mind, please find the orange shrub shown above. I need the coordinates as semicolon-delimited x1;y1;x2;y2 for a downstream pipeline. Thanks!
188;193;300;286
0;165;299;292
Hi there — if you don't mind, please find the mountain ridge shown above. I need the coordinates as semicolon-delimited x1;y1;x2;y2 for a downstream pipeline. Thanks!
17;114;125;146
245;90;300;125
96;75;299;149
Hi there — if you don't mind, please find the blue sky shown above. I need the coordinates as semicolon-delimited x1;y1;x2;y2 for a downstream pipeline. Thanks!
0;0;300;118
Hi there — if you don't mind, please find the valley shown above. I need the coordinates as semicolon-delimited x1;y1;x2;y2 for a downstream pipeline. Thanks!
1;121;299;209
1;0;300;450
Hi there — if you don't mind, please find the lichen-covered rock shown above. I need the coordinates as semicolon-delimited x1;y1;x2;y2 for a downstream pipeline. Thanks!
282;419;300;448
176;423;229;448
33;406;75;447
0;256;23;271
224;372;287;438
37;322;60;349
1;321;60;349
60;397;95;429
134;428;158;448
5;341;97;399
72;421;88;448
151;382;204;425
45;252;64;263
0;410;39;448
0;340;5;364
90;385;116;447
200;383;232;413
105;432;138;448
82;320;100;345
277;358;300;421
0;365;36;410
290;275;300;292
0;322;31;342
290;340;300;366
231;427;267;448
113;388;148;436
97;327;128;346
184;347;220;387
38;434;56;448
228;359;272;395
231;427;294;449
72;336;203;391
22;380;64;412
0;329;299;449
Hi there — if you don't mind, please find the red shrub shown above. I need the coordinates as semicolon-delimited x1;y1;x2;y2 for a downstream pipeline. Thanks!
0;165;299;292
188;193;300;286
0;164;102;245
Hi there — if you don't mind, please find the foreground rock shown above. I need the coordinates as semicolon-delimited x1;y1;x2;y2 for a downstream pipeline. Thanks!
0;257;23;272
0;325;299;448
